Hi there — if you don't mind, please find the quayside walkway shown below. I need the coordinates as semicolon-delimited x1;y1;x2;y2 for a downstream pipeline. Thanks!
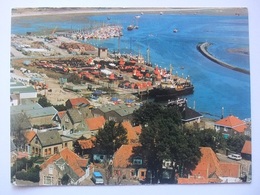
197;42;250;75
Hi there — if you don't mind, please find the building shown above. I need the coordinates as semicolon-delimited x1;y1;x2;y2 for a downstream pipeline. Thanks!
10;80;37;105
98;47;108;59
92;104;139;123
84;116;106;135
39;147;92;185
167;98;203;127
26;130;63;157
65;97;90;109
214;115;247;138
122;121;142;144
241;140;251;160
113;144;146;181
178;147;242;184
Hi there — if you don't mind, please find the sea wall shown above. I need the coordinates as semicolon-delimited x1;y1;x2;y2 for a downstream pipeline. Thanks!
197;42;250;75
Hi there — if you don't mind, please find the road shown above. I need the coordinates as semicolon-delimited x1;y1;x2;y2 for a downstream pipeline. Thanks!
216;153;251;180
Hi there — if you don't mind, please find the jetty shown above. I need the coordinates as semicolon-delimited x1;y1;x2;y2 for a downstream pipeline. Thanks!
197;42;250;75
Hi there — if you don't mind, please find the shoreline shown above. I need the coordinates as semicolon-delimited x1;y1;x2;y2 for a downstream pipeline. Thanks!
11;7;248;18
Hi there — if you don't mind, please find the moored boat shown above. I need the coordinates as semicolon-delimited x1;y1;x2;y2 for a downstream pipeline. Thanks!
149;79;194;101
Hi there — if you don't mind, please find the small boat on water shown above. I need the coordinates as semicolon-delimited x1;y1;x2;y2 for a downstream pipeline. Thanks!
127;25;134;31
173;28;178;33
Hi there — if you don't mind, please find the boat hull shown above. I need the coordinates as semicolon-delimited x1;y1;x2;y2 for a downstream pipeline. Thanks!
149;85;194;101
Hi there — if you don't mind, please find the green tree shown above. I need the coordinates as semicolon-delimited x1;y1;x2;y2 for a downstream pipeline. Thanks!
94;120;128;155
67;73;81;84
136;103;201;183
38;96;52;107
227;134;251;154
195;128;227;152
61;174;70;185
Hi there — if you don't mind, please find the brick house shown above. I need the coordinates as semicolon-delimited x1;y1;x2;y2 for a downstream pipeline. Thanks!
113;144;146;181
39;147;92;185
25;130;63;157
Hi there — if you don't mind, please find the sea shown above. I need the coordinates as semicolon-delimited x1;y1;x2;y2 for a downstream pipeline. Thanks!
11;12;251;120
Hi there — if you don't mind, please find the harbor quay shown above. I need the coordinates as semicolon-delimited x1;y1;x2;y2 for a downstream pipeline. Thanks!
11;32;193;103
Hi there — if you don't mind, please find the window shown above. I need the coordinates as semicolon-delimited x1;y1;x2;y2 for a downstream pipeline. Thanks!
141;171;145;177
133;157;142;165
54;147;59;154
49;165;54;175
44;176;53;185
44;149;47;156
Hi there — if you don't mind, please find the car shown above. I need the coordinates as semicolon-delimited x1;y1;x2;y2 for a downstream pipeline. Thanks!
91;171;104;185
228;154;242;161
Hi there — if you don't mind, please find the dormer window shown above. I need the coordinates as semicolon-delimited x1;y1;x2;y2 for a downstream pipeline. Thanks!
133;157;142;165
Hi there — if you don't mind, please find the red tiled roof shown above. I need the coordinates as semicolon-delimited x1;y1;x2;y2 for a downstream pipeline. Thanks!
241;140;251;155
122;121;141;144
178;176;209;184
85;116;106;131
24;131;36;144
219;162;241;178
191;147;221;179
215;115;247;133
57;111;66;119
40;147;88;178
113;144;141;168
78;137;96;149
68;97;90;107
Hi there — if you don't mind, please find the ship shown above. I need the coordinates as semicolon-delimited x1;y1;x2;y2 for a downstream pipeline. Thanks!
149;79;194;102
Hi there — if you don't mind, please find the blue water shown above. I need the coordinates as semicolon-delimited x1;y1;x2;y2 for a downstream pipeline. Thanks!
11;13;250;119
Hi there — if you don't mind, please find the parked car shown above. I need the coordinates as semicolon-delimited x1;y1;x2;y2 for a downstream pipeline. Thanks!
228;154;242;161
91;171;104;185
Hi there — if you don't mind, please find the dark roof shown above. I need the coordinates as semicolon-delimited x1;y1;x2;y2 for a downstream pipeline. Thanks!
180;106;203;122
37;130;63;147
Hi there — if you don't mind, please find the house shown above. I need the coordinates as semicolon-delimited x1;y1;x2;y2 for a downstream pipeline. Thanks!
214;115;247;138
73;136;96;157
27;130;63;157
39;147;93;185
92;104;139;122
178;147;241;184
122;121;142;144
167;98;203;127
10;80;37;105
25;106;58;127
113;144;146;181
84;116;106;135
52;110;74;134
65;97;90;109
241;140;251;160
65;107;93;132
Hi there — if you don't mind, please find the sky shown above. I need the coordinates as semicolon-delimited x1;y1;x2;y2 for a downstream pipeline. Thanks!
1;0;260;195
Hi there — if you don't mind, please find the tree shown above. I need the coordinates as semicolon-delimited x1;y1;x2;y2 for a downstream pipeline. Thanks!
61;174;70;185
38;96;52;107
135;103;201;183
94;120;128;156
67;73;81;84
227;134;251;154
195;128;227;152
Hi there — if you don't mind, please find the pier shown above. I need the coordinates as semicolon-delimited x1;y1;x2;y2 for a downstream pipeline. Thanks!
197;42;250;75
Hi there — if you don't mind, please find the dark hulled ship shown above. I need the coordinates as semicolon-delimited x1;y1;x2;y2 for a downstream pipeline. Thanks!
149;79;194;102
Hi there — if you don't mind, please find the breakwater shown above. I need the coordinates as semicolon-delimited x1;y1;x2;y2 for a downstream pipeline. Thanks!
197;42;250;75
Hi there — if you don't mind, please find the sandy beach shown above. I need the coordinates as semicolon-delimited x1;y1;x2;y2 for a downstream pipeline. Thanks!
11;7;248;18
